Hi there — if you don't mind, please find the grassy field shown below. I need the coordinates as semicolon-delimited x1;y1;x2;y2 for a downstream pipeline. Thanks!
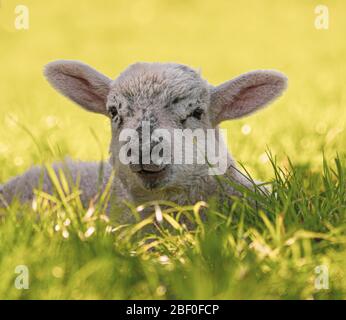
0;0;345;299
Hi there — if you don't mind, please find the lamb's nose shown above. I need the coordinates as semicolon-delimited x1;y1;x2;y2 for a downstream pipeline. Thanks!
141;163;166;172
129;162;166;173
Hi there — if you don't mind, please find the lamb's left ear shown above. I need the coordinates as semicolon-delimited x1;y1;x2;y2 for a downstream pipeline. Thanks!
44;60;112;115
210;70;287;125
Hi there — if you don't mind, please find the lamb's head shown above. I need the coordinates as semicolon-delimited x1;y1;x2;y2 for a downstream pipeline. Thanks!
44;60;287;192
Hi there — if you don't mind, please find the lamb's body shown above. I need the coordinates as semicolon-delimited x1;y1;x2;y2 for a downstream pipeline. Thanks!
0;160;113;208
0;61;287;223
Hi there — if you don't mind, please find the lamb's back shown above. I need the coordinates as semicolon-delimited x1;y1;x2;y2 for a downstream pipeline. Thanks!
0;160;113;208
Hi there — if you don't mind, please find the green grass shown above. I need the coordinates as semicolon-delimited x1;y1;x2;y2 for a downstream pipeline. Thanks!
0;0;346;299
0;154;345;299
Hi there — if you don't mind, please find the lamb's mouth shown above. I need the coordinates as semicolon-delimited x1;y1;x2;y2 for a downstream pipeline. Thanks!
136;166;169;180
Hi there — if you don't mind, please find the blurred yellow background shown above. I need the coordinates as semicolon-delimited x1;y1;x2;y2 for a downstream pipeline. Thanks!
1;0;345;181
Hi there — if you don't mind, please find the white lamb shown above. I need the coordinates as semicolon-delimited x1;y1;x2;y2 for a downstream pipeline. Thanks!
0;61;287;223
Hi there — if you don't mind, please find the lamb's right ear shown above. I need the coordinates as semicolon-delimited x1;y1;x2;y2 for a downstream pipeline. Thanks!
44;60;112;115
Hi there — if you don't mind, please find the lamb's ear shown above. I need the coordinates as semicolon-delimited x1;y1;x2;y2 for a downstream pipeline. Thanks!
44;60;111;115
209;70;287;125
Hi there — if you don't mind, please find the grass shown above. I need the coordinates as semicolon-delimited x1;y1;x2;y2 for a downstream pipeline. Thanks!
0;154;345;299
0;0;346;299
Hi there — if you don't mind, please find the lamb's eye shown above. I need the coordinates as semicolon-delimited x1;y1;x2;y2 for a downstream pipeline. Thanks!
172;97;181;104
172;95;189;105
191;108;204;120
108;105;123;126
180;108;204;125
108;106;118;119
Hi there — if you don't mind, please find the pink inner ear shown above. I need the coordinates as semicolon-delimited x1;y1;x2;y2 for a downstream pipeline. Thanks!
59;72;107;112
44;60;111;116
228;82;281;118
212;70;287;124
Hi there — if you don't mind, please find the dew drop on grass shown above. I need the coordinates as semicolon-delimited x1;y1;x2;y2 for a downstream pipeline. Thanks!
130;251;137;257
158;255;169;264
52;266;64;278
32;197;38;211
241;124;252;135
156;285;167;296
45;115;59;128
85;226;95;238
84;206;95;220
155;204;163;223
259;153;269;163
14;156;24;167
136;205;145;212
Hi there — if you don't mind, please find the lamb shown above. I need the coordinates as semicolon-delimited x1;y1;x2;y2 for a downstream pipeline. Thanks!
0;60;287;223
